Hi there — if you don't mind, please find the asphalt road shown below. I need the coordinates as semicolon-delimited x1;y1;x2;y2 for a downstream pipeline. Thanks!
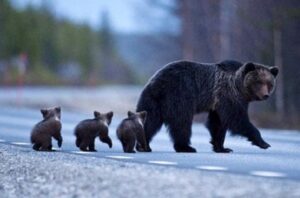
1;106;300;181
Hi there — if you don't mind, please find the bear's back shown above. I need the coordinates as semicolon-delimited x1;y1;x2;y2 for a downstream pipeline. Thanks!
217;60;243;72
117;118;143;136
31;119;61;143
144;60;216;98
75;119;106;137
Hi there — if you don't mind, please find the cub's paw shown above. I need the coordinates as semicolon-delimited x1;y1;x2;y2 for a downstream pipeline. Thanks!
213;147;233;153
136;144;152;152
174;144;197;153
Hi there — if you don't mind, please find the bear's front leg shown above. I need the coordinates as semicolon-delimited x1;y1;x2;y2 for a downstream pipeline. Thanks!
206;111;233;153
230;118;271;149
53;130;63;148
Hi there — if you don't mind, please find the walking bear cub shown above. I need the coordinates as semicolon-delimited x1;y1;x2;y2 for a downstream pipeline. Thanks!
136;60;279;153
117;111;148;153
74;111;113;151
31;106;62;151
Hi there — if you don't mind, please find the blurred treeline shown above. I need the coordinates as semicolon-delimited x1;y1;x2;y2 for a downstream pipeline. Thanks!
0;0;134;85
151;0;300;128
0;0;299;128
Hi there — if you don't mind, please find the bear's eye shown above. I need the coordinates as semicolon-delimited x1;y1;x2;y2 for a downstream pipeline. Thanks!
268;83;273;90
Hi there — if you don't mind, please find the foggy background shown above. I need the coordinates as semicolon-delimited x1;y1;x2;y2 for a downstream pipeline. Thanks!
0;0;299;129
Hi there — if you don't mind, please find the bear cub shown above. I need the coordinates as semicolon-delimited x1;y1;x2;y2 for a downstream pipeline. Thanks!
30;106;63;151
74;111;113;151
116;111;148;153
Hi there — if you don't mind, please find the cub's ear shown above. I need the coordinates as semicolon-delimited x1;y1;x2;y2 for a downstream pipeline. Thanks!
242;62;256;76
139;111;147;122
94;111;101;118
127;111;135;117
55;106;61;113
106;111;113;123
40;109;48;118
270;66;279;77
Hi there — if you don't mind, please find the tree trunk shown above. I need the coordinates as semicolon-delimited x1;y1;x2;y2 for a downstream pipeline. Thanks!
181;0;195;60
273;27;284;117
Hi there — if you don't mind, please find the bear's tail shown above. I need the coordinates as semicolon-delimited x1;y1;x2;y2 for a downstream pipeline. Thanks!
30;135;35;144
75;136;81;147
136;87;163;144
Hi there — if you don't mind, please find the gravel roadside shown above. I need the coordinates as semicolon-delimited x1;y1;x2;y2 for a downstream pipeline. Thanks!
0;144;299;198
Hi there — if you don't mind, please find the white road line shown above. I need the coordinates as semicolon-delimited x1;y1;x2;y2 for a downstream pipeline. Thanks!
0;139;5;142
106;155;134;159
250;171;286;178
148;160;178;165
11;142;31;146
71;151;92;154
196;165;228;171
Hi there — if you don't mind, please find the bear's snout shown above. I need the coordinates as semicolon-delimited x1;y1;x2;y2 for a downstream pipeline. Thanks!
256;84;270;100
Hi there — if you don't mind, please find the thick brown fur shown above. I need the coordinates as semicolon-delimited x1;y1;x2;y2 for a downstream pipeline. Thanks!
30;107;62;151
136;60;279;153
74;111;113;152
116;111;148;153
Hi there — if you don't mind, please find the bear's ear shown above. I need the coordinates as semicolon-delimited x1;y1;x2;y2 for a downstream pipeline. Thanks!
139;111;147;122
127;111;135;117
40;109;48;118
94;111;101;118
242;62;256;76
55;106;61;113
270;66;279;77
106;111;113;123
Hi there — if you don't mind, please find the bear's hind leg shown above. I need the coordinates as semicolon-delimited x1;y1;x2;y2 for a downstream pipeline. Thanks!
124;138;135;153
166;117;196;153
88;138;97;152
40;141;52;151
79;139;89;151
32;143;41;151
142;110;163;152
206;111;232;153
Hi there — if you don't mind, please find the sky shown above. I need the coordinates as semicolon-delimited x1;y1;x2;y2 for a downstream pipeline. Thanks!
11;0;178;33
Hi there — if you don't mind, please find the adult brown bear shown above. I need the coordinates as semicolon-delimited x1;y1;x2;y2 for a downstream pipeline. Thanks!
136;60;278;153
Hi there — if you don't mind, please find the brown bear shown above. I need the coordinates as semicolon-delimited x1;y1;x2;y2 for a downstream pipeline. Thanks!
116;111;148;153
136;60;279;153
30;106;62;151
74;111;113;151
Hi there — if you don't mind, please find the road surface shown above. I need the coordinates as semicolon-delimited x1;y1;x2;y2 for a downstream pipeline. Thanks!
0;105;300;181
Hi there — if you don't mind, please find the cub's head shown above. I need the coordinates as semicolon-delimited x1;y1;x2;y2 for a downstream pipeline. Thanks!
40;106;61;121
94;111;114;126
128;111;147;126
236;62;279;101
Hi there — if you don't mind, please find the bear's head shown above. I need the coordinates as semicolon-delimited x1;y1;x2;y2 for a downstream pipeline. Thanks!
94;111;113;126
94;111;113;148
236;62;279;101
128;111;147;126
40;106;61;121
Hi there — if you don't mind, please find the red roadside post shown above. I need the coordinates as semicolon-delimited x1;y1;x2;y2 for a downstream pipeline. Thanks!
16;53;27;106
